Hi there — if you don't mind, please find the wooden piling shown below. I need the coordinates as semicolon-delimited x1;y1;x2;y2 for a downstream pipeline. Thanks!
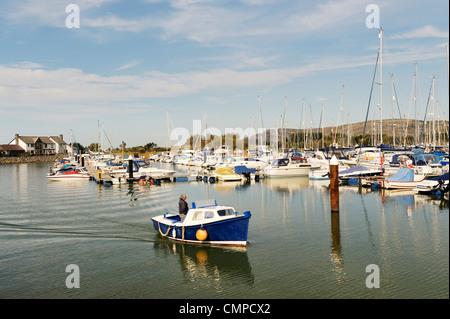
128;159;133;181
330;155;339;213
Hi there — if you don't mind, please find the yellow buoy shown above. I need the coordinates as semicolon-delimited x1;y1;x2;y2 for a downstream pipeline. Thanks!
196;229;208;241
196;249;208;264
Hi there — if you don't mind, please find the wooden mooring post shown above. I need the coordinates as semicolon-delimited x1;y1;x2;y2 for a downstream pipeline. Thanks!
128;159;133;182
330;155;339;213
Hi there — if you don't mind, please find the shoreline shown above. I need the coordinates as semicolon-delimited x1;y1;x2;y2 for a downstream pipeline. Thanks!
0;155;67;165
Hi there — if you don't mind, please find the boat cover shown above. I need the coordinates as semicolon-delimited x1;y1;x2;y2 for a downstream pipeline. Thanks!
234;165;256;175
215;167;238;175
339;166;369;174
386;168;414;182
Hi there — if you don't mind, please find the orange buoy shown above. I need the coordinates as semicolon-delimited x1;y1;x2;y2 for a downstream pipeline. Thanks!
196;249;208;264
196;229;208;241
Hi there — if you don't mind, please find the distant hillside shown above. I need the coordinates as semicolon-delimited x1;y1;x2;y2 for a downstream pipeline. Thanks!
263;119;448;136
261;118;449;145
179;118;449;149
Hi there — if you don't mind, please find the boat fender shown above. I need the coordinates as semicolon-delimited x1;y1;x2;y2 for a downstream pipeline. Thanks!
196;229;208;241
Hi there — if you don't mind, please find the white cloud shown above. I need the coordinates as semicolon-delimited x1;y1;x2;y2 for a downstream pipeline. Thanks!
0;0;389;43
0;0;116;28
115;59;143;71
391;25;449;39
284;0;364;32
82;15;156;32
10;61;45;69
0;41;443;114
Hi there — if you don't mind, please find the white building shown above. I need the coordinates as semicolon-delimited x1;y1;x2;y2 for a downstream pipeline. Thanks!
9;134;68;155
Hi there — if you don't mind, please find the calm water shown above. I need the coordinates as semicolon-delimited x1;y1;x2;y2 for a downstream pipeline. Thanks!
0;163;448;299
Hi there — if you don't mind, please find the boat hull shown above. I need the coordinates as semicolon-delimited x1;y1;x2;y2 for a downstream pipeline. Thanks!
215;174;243;181
380;178;425;189
152;212;251;246
264;166;311;177
308;169;329;180
47;175;90;181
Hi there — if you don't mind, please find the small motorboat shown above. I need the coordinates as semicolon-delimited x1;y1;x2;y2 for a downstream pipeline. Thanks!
339;165;383;179
213;167;243;181
151;199;251;246
378;168;425;189
47;168;90;181
414;172;449;195
264;155;317;178
308;169;330;180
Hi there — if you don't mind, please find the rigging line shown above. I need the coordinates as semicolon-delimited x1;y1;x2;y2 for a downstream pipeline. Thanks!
316;105;323;150
419;78;434;145
101;125;113;150
404;75;415;146
357;51;380;165
392;78;404;142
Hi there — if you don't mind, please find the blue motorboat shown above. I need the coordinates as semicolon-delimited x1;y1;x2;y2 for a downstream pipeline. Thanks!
152;199;251;246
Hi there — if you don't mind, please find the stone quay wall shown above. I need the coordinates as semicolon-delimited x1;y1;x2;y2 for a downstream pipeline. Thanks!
0;155;67;165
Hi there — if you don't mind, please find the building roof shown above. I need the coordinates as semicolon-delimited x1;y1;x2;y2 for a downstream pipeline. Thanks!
50;136;66;144
10;135;67;145
0;144;25;151
17;136;39;144
37;136;54;144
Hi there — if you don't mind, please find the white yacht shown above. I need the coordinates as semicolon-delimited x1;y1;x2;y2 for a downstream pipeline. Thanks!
263;155;318;177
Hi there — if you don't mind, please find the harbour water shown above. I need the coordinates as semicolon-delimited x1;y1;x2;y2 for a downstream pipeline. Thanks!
0;162;448;299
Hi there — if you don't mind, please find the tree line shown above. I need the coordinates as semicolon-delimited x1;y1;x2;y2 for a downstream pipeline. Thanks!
72;142;166;154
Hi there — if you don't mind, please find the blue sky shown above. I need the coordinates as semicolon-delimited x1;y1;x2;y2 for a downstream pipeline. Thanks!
0;0;448;148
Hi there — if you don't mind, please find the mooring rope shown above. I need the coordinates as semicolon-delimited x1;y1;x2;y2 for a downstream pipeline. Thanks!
158;220;185;240
158;221;171;237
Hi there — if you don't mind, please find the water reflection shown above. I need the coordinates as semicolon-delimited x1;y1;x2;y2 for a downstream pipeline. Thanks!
263;177;309;193
153;239;254;292
330;212;346;283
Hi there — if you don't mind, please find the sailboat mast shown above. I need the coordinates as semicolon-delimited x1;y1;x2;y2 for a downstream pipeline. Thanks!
446;44;449;150
414;63;418;145
379;28;383;145
322;104;325;149
391;74;395;146
432;77;435;149
446;43;449;96
302;99;306;150
283;96;287;151
97;120;100;154
339;85;345;147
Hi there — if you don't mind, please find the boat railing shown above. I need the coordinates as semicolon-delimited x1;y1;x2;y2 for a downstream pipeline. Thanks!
191;199;218;209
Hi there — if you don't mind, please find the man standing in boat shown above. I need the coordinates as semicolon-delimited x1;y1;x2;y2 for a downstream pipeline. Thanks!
179;194;188;221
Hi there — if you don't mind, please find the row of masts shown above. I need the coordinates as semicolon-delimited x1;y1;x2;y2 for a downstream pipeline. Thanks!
165;28;448;152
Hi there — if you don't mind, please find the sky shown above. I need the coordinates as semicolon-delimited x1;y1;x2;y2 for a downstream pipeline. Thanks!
0;0;448;148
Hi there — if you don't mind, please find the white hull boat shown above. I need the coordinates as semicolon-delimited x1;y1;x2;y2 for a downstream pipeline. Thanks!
264;156;318;178
47;168;90;181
